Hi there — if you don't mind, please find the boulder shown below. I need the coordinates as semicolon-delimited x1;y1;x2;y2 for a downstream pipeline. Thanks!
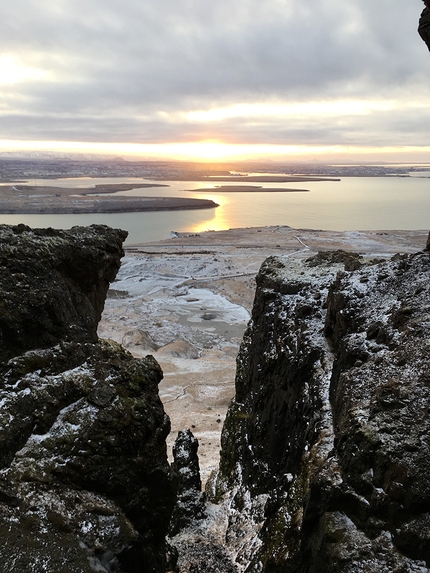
157;340;199;359
122;329;160;352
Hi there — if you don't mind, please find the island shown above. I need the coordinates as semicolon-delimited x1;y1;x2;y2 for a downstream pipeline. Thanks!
0;183;218;214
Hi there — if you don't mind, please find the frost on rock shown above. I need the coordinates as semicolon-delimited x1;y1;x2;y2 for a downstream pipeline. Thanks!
0;224;175;573
169;429;206;536
212;251;430;572
0;339;175;573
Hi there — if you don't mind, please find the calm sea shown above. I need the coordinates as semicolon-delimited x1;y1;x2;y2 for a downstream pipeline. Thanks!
1;175;429;244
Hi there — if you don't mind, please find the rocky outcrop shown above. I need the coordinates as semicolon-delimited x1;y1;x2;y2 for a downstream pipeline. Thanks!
418;6;430;52
0;224;127;363
7;221;430;572
213;250;430;572
169;429;206;536
0;225;175;573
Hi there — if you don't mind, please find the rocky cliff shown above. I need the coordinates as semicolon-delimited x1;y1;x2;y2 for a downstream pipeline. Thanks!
4;222;430;573
0;225;175;573
0;224;126;363
212;249;430;572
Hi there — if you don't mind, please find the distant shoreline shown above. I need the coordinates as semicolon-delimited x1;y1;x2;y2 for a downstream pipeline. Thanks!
0;177;316;214
154;175;340;183
186;185;310;193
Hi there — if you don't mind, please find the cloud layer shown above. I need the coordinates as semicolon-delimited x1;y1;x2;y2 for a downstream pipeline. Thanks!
2;0;430;150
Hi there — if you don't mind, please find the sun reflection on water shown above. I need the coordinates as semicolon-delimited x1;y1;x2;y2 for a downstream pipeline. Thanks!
186;193;233;234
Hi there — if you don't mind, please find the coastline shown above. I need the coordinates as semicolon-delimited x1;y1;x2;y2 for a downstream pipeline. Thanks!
127;225;428;251
0;198;219;214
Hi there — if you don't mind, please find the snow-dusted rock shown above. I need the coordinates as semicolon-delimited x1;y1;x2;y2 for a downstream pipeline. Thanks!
0;225;175;573
157;340;199;360
213;250;430;572
121;328;160;353
169;429;206;535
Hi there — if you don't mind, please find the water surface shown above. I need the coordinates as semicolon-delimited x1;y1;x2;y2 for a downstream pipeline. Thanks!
0;175;429;244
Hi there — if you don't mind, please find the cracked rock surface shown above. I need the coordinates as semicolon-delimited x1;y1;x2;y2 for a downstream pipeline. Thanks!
169;429;206;536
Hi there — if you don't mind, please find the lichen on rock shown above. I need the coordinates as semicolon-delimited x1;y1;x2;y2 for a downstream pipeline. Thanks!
169;429;206;536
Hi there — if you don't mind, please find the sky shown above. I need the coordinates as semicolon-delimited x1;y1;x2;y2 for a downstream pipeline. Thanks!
1;0;430;162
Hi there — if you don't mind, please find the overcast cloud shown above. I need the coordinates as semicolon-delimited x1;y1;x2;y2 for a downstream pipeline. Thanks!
1;0;430;152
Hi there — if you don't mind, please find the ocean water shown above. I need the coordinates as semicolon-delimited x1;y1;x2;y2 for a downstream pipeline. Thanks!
0;175;429;244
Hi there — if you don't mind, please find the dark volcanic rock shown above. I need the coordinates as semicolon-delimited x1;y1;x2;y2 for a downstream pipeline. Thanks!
0;224;127;363
0;224;175;573
173;539;238;573
306;249;363;270
214;251;430;572
0;342;175;572
418;6;430;52
169;429;206;536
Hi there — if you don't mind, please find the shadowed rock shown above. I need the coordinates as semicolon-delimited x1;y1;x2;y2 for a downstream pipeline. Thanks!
419;5;430;51
0;224;127;364
0;224;175;573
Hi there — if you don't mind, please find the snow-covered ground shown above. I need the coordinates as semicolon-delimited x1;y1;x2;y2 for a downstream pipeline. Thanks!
98;246;255;482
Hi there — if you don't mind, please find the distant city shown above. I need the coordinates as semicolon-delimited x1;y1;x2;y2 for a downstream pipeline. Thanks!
0;157;429;182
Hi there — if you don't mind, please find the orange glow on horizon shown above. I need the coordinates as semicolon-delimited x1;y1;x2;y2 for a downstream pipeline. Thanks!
2;139;430;163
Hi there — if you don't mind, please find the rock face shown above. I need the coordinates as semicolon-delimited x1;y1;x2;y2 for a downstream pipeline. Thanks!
0;225;175;573
0;224;127;363
418;6;430;52
213;251;430;572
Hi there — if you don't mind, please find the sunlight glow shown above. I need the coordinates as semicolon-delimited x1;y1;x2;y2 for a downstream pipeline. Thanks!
2;139;430;163
0;55;51;85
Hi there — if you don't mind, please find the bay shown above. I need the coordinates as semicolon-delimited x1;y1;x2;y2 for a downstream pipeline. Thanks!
0;175;429;244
